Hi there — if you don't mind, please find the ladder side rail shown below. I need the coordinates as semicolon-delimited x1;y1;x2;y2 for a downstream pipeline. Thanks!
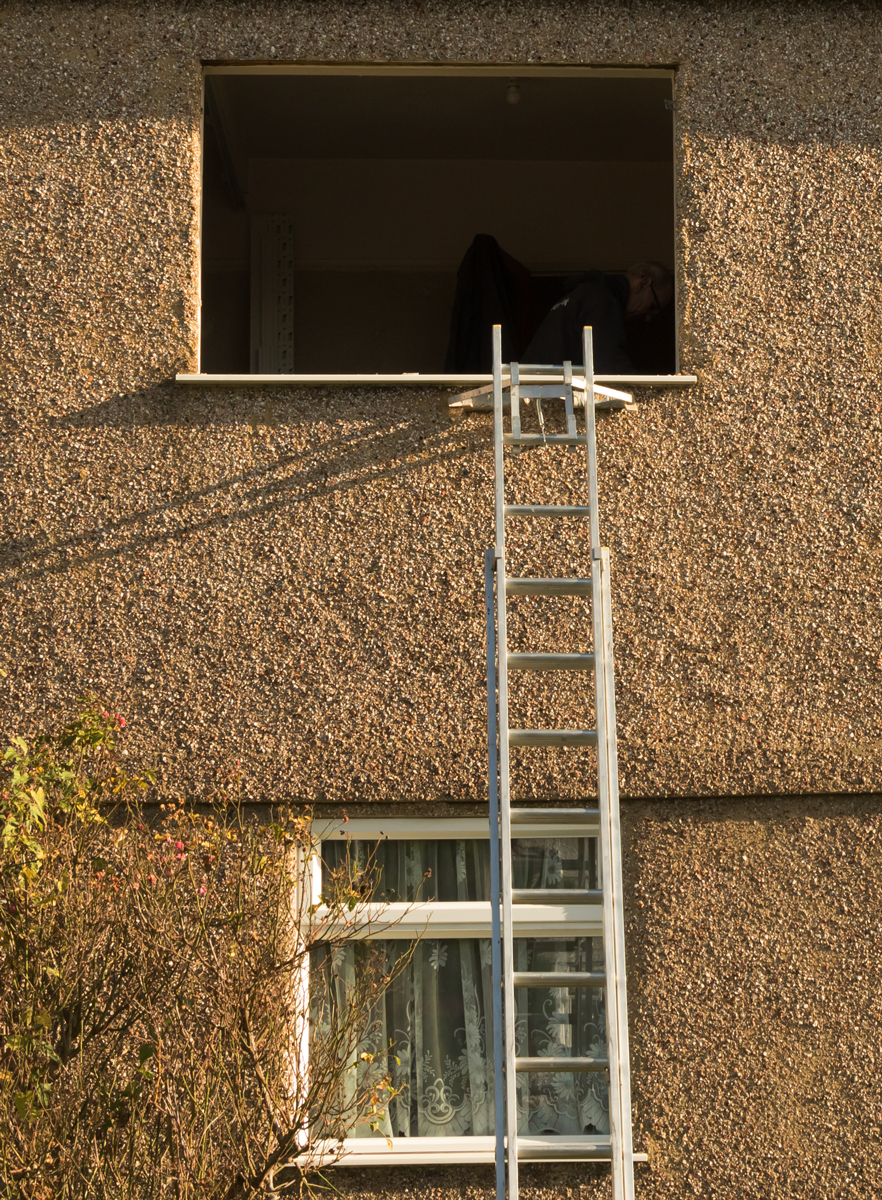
595;552;633;1200
592;542;627;1200
583;325;634;1200
583;328;601;551
510;361;521;442
599;547;635;1199
563;359;577;438
484;547;506;1200
492;325;519;1198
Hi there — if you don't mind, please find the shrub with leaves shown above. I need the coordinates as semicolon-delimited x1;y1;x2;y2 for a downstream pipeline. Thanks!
0;701;403;1199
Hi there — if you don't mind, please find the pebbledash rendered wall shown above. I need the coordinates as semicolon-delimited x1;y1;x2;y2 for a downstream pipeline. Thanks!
2;2;882;1196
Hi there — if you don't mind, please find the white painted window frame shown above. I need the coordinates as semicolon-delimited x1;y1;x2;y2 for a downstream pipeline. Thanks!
310;816;609;1167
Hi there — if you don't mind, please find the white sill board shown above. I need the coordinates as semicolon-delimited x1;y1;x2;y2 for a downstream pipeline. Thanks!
176;372;696;388
325;1135;649;1165
311;899;602;939
313;816;600;840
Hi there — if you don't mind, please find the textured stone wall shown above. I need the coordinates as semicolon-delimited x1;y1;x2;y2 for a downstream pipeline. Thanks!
3;1;881;805
2;1;882;1196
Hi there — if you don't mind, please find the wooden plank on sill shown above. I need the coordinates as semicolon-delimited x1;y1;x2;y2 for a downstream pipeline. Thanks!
451;386;636;412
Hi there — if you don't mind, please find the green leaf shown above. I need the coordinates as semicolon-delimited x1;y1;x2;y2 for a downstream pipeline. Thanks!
138;1042;156;1065
27;786;46;821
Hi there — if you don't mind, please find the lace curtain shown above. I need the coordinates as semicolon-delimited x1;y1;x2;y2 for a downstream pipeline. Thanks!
315;838;609;1138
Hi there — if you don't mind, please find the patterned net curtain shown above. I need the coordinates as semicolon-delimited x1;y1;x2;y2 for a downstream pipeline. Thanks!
314;839;609;1137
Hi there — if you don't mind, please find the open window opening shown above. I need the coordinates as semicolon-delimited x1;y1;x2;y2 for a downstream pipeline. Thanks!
200;66;676;379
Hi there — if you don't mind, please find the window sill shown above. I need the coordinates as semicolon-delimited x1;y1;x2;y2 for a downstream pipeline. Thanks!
324;1136;649;1165
176;372;697;388
313;815;599;840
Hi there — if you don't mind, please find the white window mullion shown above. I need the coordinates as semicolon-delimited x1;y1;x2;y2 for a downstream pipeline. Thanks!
309;900;602;941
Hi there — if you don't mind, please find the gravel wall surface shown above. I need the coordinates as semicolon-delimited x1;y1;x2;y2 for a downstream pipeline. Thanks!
2;2;881;1195
3;2;881;804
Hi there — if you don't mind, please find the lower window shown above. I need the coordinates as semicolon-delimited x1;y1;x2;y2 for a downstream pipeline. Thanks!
312;819;609;1164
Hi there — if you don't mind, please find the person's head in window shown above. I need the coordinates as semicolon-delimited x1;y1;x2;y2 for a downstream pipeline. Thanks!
625;261;674;322
523;259;675;372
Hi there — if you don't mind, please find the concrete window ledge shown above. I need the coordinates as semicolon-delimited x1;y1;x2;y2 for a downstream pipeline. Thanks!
175;372;698;388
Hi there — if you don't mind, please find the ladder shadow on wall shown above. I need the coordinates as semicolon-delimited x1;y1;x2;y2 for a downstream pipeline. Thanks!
14;388;521;584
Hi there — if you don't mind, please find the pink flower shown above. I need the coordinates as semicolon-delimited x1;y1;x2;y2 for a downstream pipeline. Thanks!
175;841;185;851
198;886;206;896
117;715;126;728
147;874;157;885
101;710;109;719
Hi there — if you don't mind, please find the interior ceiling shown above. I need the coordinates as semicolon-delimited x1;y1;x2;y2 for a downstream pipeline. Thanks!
208;73;673;169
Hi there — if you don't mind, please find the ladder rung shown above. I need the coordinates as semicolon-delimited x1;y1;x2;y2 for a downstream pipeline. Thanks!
513;971;606;988
506;577;592;596
515;1056;609;1073
518;1141;616;1162
514;385;573;399
504;504;591;517
510;807;600;824
507;652;594;672
512;888;602;904
510;363;567;373
504;434;585;446
508;729;597;748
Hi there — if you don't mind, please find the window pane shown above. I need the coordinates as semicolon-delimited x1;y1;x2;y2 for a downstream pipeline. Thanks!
513;937;609;1136
512;837;598;891
320;837;597;901
320;838;490;902
311;937;608;1138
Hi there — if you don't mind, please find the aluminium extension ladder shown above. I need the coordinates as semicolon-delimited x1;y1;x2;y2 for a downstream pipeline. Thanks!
484;325;634;1200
